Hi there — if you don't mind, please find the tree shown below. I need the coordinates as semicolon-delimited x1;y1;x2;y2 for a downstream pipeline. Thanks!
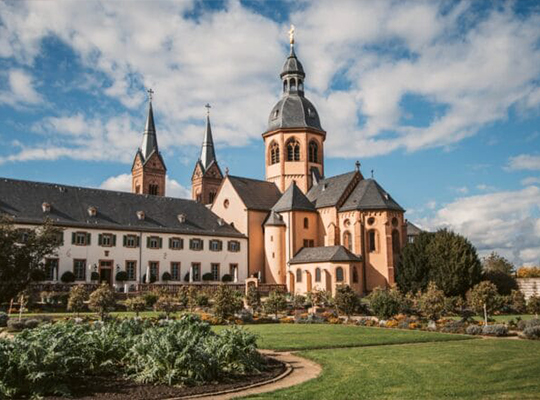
213;285;243;320
154;295;178;319
396;229;482;297
88;284;116;320
418;282;446;321
510;289;527;314
0;216;62;303
67;285;88;316
528;295;540;318
368;287;403;320
467;281;499;325
396;232;434;294
125;296;147;317
245;285;261;313
482;252;518;295
263;291;287;319
334;285;360;318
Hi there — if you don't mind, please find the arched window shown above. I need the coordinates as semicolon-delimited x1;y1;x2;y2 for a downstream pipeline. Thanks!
296;268;302;283
149;184;159;195
283;80;287;92
304;217;309;229
352;267;358;283
315;268;321;282
270;142;280;165
308;141;319;163
287;139;300;161
298;79;304;91
209;192;216;204
336;267;344;282
368;230;377;252
290;78;297;91
392;230;400;254
343;231;352;251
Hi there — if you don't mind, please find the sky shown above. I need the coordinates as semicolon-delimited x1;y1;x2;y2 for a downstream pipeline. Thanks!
0;0;539;267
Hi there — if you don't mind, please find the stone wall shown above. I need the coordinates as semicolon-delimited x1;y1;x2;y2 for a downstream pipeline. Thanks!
517;278;540;300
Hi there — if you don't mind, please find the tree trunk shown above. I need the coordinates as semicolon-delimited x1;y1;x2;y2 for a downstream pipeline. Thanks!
483;303;488;325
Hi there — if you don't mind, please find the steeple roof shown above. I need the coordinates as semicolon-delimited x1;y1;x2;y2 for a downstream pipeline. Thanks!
199;109;217;171
140;101;158;160
272;181;315;212
280;45;305;79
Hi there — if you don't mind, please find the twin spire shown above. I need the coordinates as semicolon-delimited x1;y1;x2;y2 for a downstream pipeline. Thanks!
139;88;159;161
199;103;217;171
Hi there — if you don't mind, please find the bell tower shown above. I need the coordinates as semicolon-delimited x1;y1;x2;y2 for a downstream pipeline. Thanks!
263;26;325;194
131;89;167;196
191;104;224;204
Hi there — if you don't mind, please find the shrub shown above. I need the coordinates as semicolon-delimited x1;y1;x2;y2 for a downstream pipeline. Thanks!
142;291;159;307
60;271;76;283
90;271;100;281
482;252;517;295
334;285;361;318
307;289;333;308
516;266;540;278
245;285;261;313
368;287;403;320
440;320;466;334
517;318;540;331
291;294;306;310
125;296;147;316
0;312;8;327
522;326;540;340
509;289;527;314
213;285;243;320
24;319;40;329
264;291;287;318
89;284;116;320
295;313;325;324
195;292;210;307
221;274;233;283
467;281;500;324
466;325;483;335
67;285;88;316
202;272;214;281
528;295;540;317
482;324;508;337
161;272;172;282
7;320;26;331
418;282;446;321
184;272;190;282
115;271;129;282
154;295;178;319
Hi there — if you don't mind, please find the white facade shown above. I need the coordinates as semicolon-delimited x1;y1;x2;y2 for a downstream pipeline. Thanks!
17;224;248;289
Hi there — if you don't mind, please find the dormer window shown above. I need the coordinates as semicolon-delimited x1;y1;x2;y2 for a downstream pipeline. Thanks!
42;202;51;213
273;109;279;119
217;218;225;226
177;214;186;223
137;211;145;220
87;206;97;217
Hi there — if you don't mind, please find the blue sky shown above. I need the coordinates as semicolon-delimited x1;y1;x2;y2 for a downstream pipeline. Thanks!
0;0;539;266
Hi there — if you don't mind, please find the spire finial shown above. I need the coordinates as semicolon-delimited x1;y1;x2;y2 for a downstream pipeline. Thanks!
355;160;361;171
205;103;211;116
371;169;374;179
288;24;295;46
147;88;154;102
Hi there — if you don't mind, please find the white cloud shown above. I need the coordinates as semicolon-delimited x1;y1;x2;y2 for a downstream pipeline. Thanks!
507;154;540;171
521;177;540;186
0;69;42;106
99;173;190;198
423;186;540;266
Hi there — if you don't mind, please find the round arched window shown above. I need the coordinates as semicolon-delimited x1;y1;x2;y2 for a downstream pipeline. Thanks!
223;199;230;209
392;217;399;227
367;217;375;225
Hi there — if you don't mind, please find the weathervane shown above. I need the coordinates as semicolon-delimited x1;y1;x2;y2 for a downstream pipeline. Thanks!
288;24;295;45
147;88;154;102
205;103;211;115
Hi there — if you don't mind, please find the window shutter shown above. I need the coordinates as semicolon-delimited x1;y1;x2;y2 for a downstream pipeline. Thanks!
180;238;184;249
200;240;204;250
112;235;116;246
159;237;163;248
169;238;172;249
86;233;91;245
136;236;140;247
98;234;103;246
147;237;151;248
219;241;223;251
72;232;76;244
123;235;127;246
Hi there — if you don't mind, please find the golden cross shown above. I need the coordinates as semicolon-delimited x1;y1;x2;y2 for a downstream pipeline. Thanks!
288;24;295;45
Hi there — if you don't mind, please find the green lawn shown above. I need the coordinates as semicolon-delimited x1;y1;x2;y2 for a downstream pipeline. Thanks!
247;339;540;400
214;324;472;351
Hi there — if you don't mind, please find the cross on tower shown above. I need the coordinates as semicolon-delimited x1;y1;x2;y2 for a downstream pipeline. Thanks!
147;88;154;102
205;103;211;115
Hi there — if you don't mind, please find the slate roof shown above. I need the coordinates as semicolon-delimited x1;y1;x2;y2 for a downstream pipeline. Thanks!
306;171;358;209
199;113;217;171
340;179;404;212
264;210;286;226
289;246;362;265
140;101;158;161
0;177;244;238
272;182;315;213
267;95;323;133
281;46;305;78
406;221;423;236
227;176;282;211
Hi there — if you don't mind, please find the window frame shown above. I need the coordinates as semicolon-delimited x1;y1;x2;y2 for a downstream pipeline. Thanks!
170;262;181;281
126;260;137;281
227;240;241;252
73;259;86;281
336;267;344;282
189;238;204;251
211;263;220;281
169;237;184;250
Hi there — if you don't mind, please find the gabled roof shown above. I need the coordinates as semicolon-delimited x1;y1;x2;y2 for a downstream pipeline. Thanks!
0;177;244;238
289;246;362;265
272;182;315;213
264;210;286;226
227;176;282;211
340;179;404;212
306;171;358;209
407;221;423;236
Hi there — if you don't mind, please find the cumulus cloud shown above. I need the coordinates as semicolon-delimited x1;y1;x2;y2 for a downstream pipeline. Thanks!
507;154;540;171
0;69;43;106
0;1;538;164
423;186;540;266
99;173;190;198
521;177;540;186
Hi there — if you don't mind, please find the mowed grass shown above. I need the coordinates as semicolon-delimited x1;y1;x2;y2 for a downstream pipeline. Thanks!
248;339;540;400
214;324;472;351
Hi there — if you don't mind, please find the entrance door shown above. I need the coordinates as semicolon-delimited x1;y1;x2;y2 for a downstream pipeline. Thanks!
99;260;113;285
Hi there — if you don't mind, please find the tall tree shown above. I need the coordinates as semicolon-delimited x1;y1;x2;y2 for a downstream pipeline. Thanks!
482;252;518;295
0;216;62;303
396;232;434;294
